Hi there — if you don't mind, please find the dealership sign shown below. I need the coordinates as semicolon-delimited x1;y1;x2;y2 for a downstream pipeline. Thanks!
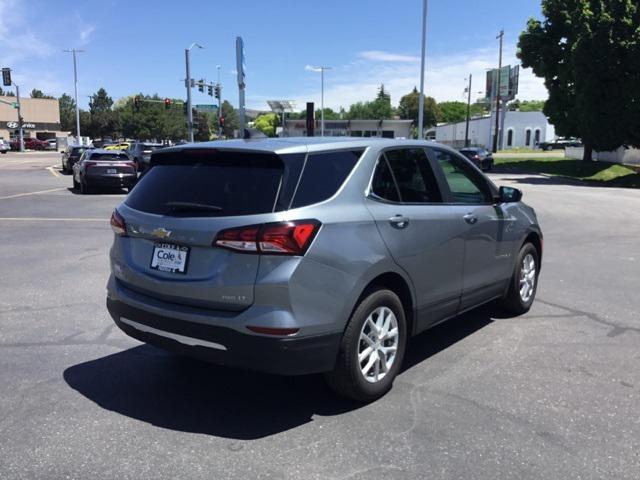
5;121;59;130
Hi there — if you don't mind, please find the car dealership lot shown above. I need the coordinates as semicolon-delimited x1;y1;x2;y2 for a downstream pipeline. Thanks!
0;152;639;479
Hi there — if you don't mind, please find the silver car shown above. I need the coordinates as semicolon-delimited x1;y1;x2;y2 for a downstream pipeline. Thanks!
106;138;542;402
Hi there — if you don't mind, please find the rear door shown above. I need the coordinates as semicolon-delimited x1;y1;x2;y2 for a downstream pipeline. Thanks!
113;149;289;311
428;148;513;310
365;148;465;332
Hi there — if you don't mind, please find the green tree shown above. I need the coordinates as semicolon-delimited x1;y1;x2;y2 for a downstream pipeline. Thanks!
116;93;187;141
508;99;546;112
30;89;54;99
437;101;467;123
58;94;76;133
88;88;119;139
397;87;439;134
518;0;640;161
220;100;239;138
254;112;279;137
193;110;211;141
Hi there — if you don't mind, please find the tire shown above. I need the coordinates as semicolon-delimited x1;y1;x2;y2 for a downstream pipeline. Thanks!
546;145;553;151
73;178;80;191
324;288;407;402
79;179;90;194
498;242;539;315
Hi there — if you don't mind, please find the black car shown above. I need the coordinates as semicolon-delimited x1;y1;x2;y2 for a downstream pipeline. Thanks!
61;145;92;174
126;142;164;173
459;147;494;171
537;138;582;151
72;149;137;194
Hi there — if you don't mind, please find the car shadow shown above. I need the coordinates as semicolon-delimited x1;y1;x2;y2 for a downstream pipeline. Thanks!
67;187;128;195
63;306;497;440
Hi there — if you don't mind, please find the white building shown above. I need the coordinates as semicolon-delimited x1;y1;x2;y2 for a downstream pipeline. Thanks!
283;119;413;139
430;111;555;150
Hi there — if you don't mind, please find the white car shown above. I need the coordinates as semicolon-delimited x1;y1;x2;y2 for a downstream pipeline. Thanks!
0;139;9;154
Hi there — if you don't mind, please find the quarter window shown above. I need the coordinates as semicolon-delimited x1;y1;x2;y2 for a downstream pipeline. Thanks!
431;149;491;204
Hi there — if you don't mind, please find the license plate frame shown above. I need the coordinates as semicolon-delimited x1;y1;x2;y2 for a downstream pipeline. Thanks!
150;242;190;274
106;168;117;174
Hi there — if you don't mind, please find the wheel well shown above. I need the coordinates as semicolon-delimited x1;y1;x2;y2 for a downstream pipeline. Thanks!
359;272;415;336
524;232;542;262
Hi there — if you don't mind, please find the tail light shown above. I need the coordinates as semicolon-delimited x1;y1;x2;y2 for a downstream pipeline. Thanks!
472;154;481;160
84;161;98;170
215;220;320;255
110;209;127;236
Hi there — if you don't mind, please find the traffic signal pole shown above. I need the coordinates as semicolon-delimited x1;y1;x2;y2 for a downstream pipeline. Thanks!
185;48;194;143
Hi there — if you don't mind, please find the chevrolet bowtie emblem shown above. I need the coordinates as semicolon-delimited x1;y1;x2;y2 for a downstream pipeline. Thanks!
151;227;172;239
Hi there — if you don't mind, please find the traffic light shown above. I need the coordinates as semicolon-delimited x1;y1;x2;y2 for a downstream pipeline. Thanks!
2;68;11;87
214;85;221;100
133;96;141;110
207;85;213;96
164;98;172;110
219;116;225;128
198;80;204;93
183;102;188;116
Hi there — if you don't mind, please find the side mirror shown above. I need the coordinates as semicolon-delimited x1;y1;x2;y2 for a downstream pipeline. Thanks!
497;186;522;203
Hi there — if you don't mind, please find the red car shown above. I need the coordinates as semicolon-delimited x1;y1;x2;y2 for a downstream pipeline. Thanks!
11;138;49;150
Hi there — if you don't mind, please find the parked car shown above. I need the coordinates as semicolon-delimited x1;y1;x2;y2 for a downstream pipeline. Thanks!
537;138;582;151
61;145;91;174
105;142;131;151
11;138;48;150
73;149;137;194
106;138;543;402
126;142;164;173
46;139;58;151
0;139;9;154
459;147;494;171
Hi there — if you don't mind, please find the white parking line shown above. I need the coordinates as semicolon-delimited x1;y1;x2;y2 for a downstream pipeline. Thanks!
0;187;67;200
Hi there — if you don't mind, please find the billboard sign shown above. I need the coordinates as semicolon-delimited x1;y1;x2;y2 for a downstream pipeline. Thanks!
485;65;519;101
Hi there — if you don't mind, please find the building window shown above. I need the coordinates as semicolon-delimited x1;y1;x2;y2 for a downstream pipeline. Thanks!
534;129;541;145
525;129;532;147
350;130;362;137
507;129;514;147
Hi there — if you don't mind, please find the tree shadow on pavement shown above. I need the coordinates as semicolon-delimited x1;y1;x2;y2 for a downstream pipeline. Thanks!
64;306;496;440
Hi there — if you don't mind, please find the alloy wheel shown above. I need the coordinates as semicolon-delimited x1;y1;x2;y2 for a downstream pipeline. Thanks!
519;253;536;302
358;306;399;383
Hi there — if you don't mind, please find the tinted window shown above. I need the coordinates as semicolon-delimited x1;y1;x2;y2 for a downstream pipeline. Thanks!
371;157;400;202
71;147;86;155
290;149;363;208
126;152;283;216
90;152;129;160
383;148;441;203
432;149;491;204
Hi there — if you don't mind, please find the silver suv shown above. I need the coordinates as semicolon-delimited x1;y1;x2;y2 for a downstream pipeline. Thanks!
107;138;542;402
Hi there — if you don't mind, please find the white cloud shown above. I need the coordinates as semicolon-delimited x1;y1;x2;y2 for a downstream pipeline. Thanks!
79;24;96;43
358;50;420;63
283;43;548;112
304;65;321;72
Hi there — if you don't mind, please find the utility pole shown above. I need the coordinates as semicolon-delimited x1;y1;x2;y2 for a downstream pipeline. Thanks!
14;83;24;152
63;49;84;144
492;30;504;153
417;0;429;139
236;37;246;134
185;43;203;143
216;64;222;138
464;74;472;147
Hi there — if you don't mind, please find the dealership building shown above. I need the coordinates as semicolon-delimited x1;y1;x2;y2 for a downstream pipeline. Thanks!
0;96;67;143
282;119;413;138
429;111;555;150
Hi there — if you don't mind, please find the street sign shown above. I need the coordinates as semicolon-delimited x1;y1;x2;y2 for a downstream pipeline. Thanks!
194;104;218;112
499;65;510;98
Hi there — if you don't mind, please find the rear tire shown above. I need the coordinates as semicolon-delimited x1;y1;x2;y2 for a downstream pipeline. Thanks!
498;242;539;315
73;178;79;191
324;288;407;403
79;179;90;195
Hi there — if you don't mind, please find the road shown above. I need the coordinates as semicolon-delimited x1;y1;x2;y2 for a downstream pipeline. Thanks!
0;152;639;479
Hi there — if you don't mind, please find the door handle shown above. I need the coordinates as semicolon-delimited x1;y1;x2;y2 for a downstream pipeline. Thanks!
463;213;478;225
389;215;410;229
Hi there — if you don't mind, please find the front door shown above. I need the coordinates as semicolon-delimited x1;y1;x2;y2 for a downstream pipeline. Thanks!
365;148;466;332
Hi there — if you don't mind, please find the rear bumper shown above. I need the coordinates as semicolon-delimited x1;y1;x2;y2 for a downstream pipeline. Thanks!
86;173;136;187
106;297;341;376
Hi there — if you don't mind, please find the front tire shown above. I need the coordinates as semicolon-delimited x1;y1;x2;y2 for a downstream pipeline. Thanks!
324;288;407;402
498;242;539;314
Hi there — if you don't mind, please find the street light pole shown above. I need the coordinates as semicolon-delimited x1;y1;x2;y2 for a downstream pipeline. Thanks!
185;43;203;143
312;66;331;136
492;30;504;153
417;0;429;139
464;74;472;147
63;49;84;144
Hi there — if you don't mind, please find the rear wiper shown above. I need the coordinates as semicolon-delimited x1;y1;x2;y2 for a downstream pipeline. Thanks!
165;201;223;212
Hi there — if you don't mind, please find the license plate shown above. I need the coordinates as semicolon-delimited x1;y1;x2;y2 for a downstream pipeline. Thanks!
107;168;117;174
150;243;189;274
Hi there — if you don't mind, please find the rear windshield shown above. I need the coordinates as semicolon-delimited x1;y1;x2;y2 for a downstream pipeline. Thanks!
142;144;162;151
125;150;283;216
71;147;87;155
90;153;129;160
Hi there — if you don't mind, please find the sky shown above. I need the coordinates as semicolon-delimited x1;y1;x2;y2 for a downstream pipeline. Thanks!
0;0;547;112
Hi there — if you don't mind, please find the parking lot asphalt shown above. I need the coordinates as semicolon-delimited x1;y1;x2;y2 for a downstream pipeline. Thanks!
0;151;639;479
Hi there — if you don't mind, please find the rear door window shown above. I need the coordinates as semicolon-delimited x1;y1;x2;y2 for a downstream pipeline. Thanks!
377;148;442;203
125;150;284;216
290;149;363;208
